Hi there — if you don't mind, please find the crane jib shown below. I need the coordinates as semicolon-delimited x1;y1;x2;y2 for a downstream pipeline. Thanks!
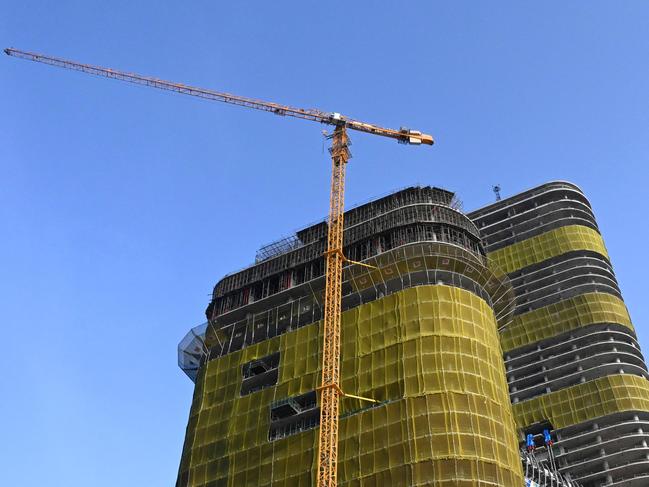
5;47;433;146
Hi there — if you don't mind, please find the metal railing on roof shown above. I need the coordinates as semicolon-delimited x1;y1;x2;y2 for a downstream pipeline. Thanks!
255;235;304;263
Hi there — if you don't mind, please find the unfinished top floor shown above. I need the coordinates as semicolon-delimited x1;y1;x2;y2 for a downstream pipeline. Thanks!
206;186;483;321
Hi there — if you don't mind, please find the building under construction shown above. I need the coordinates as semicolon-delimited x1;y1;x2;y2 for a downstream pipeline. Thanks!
177;181;648;487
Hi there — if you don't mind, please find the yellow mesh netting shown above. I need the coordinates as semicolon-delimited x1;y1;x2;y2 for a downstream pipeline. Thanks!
177;285;523;486
513;374;649;430
488;225;609;275
500;292;633;352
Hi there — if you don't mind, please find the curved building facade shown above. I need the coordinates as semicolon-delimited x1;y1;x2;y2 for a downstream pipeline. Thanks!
177;187;524;486
469;181;649;487
176;181;644;486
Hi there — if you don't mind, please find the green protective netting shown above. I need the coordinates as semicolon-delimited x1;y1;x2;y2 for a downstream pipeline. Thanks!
487;225;609;275
177;285;523;487
513;374;649;430
500;292;633;353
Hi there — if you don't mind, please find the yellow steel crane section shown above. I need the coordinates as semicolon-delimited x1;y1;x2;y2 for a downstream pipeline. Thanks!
5;47;434;487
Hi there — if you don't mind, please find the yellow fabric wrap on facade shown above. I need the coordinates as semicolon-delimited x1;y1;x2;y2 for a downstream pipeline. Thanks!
488;225;609;275
177;285;523;486
500;292;633;352
513;374;649;430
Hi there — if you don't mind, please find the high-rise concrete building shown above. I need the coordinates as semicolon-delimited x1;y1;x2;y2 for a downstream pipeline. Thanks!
469;182;649;486
176;181;647;487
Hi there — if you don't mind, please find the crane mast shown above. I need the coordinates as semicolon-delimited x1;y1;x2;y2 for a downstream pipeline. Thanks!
318;124;348;486
5;47;434;487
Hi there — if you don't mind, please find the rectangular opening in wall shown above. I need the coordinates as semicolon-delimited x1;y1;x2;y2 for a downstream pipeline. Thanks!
240;352;280;396
269;391;319;441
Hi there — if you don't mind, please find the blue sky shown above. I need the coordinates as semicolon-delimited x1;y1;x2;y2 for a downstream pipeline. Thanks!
2;2;648;485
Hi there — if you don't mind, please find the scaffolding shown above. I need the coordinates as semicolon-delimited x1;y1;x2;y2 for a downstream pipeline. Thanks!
209;190;485;322
176;283;524;486
255;236;304;263
522;451;581;487
215;186;476;301
180;240;517;382
176;186;523;485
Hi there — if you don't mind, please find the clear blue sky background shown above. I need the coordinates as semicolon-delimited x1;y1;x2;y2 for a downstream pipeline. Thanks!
1;2;648;485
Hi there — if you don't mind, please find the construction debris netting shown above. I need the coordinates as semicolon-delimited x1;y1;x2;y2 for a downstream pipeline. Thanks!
513;374;649;430
176;285;523;486
488;225;608;275
499;292;633;352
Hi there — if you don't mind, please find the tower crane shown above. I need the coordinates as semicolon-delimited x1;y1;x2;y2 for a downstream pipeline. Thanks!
5;47;434;487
